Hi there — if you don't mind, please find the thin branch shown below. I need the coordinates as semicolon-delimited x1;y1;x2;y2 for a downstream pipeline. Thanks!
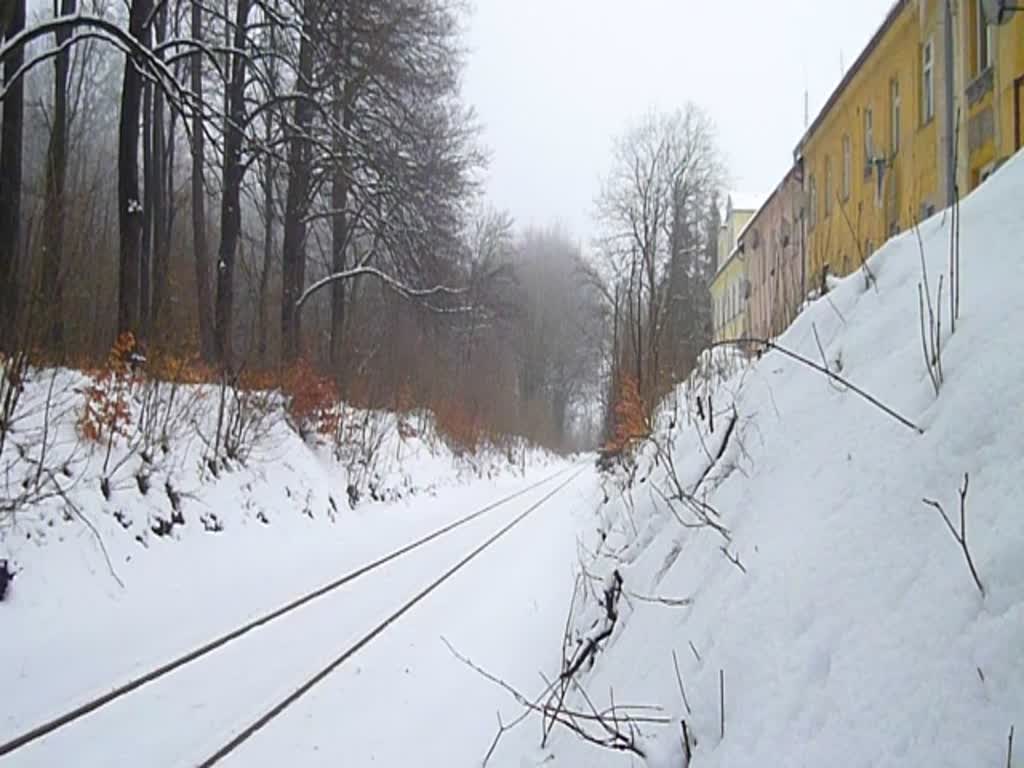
710;338;924;434
922;473;984;596
672;650;691;715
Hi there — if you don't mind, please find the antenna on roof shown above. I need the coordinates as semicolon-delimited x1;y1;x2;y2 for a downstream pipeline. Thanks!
803;89;809;130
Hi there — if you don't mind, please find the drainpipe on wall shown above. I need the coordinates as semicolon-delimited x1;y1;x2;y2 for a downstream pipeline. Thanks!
943;0;957;207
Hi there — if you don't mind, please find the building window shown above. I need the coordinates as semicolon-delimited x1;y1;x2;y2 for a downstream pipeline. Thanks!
824;156;833;217
922;40;935;123
890;77;901;153
842;135;851;200
976;0;993;75
864;107;875;172
808;174;818;227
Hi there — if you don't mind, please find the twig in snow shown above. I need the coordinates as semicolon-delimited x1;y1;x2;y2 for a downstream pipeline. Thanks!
719;669;726;740
681;719;694;764
710;338;924;434
922;473;984;596
627;590;692;608
720;546;747;574
442;638;660;760
689;641;701;663
915;218;945;395
672;650;692;715
1008;725;1015;768
46;469;125;589
812;323;846;393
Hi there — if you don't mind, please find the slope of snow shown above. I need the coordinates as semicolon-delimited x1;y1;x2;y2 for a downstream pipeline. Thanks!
1;370;576;765
502;152;1024;767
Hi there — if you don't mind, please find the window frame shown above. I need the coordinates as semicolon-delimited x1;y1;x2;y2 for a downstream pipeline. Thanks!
808;174;818;228
824;155;833;217
976;0;993;74
890;77;901;154
864;106;875;172
841;135;851;200
922;39;935;124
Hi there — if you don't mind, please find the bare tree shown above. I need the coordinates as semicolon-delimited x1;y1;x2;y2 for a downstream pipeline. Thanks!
595;106;723;422
0;0;26;348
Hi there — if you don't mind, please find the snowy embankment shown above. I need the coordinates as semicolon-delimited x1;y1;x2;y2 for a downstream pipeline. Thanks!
0;366;578;765
506;153;1024;767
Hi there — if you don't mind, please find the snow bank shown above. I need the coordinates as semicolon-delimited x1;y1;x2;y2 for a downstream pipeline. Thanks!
525;152;1024;766
0;366;569;761
0;369;556;602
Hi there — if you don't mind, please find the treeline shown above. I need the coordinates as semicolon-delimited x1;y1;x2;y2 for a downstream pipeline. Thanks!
593;106;725;444
0;0;607;450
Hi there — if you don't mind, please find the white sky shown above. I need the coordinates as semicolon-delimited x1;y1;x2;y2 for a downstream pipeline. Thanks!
462;0;896;241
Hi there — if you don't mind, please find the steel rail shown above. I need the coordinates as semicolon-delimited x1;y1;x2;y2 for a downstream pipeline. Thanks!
0;463;579;759
198;467;586;767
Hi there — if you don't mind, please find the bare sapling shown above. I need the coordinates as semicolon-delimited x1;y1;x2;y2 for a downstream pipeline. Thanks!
914;218;945;395
922;473;984;596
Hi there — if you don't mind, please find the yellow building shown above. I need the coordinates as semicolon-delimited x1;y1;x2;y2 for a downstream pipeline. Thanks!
795;0;1023;288
711;197;755;343
711;248;749;344
716;196;755;274
957;0;1024;189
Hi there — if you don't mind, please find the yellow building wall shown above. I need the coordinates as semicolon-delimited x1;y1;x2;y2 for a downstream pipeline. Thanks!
802;1;942;284
994;10;1024;169
956;2;1022;191
710;253;749;343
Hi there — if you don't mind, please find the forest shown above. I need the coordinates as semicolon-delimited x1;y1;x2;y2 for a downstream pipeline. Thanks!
0;0;726;451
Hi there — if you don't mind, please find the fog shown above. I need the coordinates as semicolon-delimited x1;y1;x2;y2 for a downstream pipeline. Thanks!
463;0;895;240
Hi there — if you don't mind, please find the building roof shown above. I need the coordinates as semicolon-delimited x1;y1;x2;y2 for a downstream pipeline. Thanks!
734;164;802;245
794;0;908;157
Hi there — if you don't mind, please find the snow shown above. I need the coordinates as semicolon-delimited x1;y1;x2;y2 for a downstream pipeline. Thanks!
1;370;581;766
500;151;1024;767
4;150;1024;767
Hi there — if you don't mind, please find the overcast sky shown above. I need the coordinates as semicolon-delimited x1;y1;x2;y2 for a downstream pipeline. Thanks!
462;0;895;242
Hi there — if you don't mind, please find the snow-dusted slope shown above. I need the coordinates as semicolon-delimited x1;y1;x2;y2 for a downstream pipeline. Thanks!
513;152;1024;767
0;370;567;763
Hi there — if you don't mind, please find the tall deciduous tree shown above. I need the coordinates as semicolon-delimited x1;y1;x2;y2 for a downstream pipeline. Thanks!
0;0;25;348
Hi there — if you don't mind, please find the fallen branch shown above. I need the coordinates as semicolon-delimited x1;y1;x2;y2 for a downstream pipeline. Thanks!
672;650;692;715
719;669;726;740
710;338;924;435
720;546;747;574
922;472;984;596
442;638;661;762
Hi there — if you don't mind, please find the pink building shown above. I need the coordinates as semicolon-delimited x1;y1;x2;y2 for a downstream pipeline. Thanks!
737;166;806;341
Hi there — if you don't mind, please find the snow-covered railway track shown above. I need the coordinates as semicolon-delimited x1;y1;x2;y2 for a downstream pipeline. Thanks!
0;465;583;765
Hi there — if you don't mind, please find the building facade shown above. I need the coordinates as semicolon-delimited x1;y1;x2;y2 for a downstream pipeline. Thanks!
795;0;1023;290
958;0;1024;188
711;197;756;343
742;167;806;341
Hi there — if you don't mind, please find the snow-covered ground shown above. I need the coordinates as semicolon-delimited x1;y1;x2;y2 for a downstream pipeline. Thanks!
503;152;1024;766
1;367;587;766
4;153;1023;768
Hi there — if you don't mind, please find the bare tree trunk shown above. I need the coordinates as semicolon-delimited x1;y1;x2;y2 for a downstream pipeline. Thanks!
190;1;214;361
329;78;353;368
117;0;153;337
0;0;25;349
150;3;169;332
41;0;75;353
257;113;274;364
140;78;153;337
280;0;318;363
213;0;253;365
